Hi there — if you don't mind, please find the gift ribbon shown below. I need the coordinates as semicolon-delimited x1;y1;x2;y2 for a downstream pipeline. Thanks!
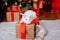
11;11;14;21
19;10;25;19
32;19;40;25
20;22;26;39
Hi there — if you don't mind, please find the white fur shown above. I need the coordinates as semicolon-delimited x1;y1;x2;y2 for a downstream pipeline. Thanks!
20;10;37;24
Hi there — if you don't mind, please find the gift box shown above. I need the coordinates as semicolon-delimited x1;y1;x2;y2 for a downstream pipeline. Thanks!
12;4;19;11
33;2;40;18
26;24;35;39
6;10;20;22
33;3;37;9
39;1;43;9
16;23;36;39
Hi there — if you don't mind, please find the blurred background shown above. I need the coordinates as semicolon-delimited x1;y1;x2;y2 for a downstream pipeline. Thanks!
0;0;60;22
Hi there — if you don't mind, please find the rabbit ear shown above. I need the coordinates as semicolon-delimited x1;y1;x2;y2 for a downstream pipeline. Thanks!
20;13;24;16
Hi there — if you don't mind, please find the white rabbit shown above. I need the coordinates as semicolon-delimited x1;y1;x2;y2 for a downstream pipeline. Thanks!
20;10;37;24
19;10;47;40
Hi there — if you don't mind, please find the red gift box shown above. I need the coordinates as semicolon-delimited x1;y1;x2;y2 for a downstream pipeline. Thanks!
12;4;19;11
33;0;40;18
6;10;20;22
16;23;35;39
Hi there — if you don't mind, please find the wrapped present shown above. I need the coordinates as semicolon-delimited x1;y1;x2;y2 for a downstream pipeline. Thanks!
39;0;43;9
6;10;20;22
26;24;36;39
12;4;18;11
16;23;36;39
33;3;37;9
33;1;40;18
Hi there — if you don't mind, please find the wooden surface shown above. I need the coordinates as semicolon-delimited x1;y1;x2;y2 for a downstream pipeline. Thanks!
39;12;60;20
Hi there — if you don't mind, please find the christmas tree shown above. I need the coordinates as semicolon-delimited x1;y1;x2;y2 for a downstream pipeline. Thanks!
22;0;33;10
6;0;33;9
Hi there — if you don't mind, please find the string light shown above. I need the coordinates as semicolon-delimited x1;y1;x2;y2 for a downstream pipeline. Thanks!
5;2;7;6
33;0;38;2
15;2;17;5
19;4;22;7
28;0;31;3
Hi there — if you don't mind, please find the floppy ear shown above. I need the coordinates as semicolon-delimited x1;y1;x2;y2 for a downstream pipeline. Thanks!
20;13;24;16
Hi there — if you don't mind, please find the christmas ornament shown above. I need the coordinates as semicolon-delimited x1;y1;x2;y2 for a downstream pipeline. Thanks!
19;4;22;7
5;2;7;6
28;0;31;3
33;0;38;2
15;2;17;5
19;0;22;1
